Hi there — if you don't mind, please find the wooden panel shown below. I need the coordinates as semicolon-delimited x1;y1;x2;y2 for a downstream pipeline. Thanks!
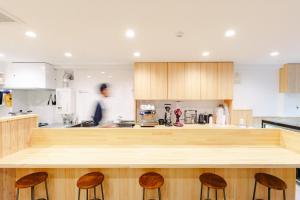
184;63;201;99
280;129;300;154
167;63;185;100
231;109;253;127
150;63;168;99
200;63;218;99
134;63;151;99
14;168;295;200
279;67;288;93
0;114;38;200
218;62;233;99
30;128;280;146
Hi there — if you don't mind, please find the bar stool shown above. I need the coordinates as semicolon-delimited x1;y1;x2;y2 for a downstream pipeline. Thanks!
139;172;164;200
199;172;227;200
77;172;104;200
15;171;49;200
252;173;287;200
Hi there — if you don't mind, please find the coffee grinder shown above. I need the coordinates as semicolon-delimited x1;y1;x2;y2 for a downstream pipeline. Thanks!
164;104;172;126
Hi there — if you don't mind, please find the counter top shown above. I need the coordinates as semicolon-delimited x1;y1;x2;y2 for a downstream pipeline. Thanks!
0;146;299;168
0;114;38;122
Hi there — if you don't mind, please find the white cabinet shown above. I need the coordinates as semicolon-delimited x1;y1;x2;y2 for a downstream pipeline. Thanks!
5;62;56;89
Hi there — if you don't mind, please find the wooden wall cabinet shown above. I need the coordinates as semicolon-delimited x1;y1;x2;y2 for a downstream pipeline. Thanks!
279;64;300;93
134;62;168;99
135;62;233;100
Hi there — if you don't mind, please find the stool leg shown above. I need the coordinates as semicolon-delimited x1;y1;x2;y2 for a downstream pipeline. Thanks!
142;188;145;200
158;188;161;200
86;189;88;200
101;183;104;200
215;189;217;200
268;188;271;200
16;188;19;200
31;186;35;200
223;189;226;200
94;187;97;200
252;181;257;200
45;180;49;200
78;189;81;200
200;183;203;200
283;189;286;200
207;187;210;200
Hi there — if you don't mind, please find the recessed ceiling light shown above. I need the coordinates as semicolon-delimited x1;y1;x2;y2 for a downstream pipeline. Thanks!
0;53;5;57
270;51;280;57
25;31;37;38
101;71;105;74
87;75;92;79
133;52;141;57
125;29;135;38
64;52;72;57
202;51;210;57
225;29;236;37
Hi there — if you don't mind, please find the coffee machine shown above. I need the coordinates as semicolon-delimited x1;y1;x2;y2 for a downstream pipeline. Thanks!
164;104;172;126
139;104;157;127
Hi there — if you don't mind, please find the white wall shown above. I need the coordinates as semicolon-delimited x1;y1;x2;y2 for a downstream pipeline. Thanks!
233;64;300;117
56;66;135;122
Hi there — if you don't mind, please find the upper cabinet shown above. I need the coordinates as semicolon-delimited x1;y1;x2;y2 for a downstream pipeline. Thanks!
134;62;168;100
4;62;56;89
134;62;233;100
217;62;233;99
279;64;300;93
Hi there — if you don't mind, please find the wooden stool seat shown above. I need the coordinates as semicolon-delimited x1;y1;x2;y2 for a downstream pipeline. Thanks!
77;172;104;189
139;172;164;189
16;172;48;189
252;173;287;200
255;173;287;190
199;173;227;189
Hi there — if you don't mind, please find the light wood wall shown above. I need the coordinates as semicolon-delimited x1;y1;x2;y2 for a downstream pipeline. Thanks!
231;109;253;127
0;115;38;200
30;128;280;147
15;168;295;200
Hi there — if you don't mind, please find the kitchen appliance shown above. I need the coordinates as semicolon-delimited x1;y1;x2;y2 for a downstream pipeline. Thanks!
174;108;183;127
198;113;205;124
158;119;165;125
140;104;157;127
164;104;172;126
116;120;135;128
184;110;197;124
215;104;226;125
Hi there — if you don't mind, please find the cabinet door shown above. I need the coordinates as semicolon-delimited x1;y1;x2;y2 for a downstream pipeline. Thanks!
200;63;218;99
218;62;233;99
168;63;185;100
184;63;201;99
150;63;168;99
134;63;151;99
5;63;46;88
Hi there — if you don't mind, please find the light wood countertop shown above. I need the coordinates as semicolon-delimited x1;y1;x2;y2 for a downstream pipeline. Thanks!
0;114;38;122
0;146;300;168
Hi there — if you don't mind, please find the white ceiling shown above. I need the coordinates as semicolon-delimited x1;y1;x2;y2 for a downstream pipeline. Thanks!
0;0;299;66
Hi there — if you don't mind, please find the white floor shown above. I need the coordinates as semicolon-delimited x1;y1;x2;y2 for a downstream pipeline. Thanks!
297;183;300;199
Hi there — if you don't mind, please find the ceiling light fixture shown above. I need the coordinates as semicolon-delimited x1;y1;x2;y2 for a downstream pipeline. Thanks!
64;52;72;57
101;71;105;74
270;51;280;57
225;29;236;37
133;52;141;57
125;29;135;38
0;53;5;57
25;31;37;38
202;51;210;57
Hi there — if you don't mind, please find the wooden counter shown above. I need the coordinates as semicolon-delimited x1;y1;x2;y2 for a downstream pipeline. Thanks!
1;122;300;199
0;146;300;168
